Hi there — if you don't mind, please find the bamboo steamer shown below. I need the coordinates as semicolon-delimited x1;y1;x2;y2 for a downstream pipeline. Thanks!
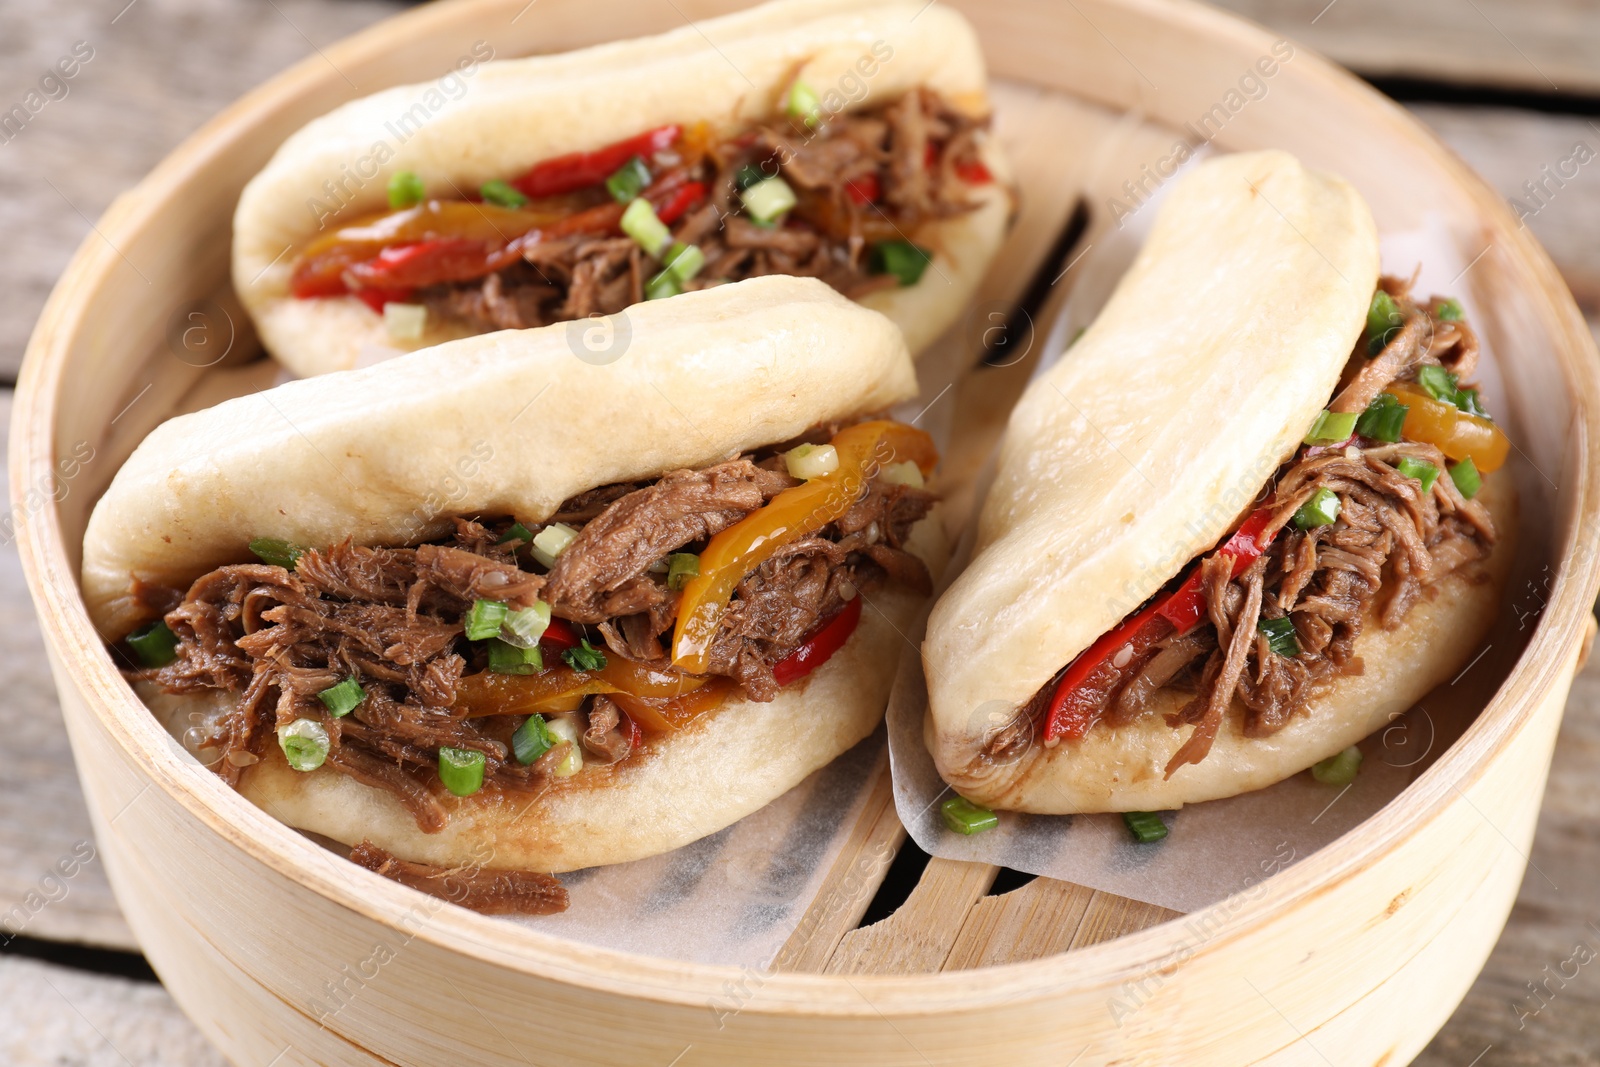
13;0;1600;1063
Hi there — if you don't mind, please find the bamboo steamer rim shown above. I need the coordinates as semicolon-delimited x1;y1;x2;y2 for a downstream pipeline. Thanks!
12;0;1600;1017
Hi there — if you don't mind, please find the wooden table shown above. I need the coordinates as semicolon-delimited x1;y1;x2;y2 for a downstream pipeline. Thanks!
2;0;1597;1063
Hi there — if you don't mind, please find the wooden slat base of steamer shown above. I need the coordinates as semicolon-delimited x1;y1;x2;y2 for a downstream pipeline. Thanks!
774;760;1182;976
774;82;1188;977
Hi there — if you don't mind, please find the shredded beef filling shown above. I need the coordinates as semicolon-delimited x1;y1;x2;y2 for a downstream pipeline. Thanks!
418;88;990;333
136;426;934;857
349;841;569;915
1008;276;1496;775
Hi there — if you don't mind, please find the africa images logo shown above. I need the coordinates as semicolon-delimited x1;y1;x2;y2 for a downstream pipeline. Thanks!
566;308;633;366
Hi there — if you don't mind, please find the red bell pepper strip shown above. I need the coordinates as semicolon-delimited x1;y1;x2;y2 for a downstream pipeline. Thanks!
1042;506;1278;744
512;125;681;200
955;159;994;184
845;173;880;205
653;181;706;226
772;595;864;688
924;143;993;185
337;202;627;295
542;200;627;239
540;618;581;652
345;238;522;291
305;165;705;299
1148;508;1277;635
509;177;696;244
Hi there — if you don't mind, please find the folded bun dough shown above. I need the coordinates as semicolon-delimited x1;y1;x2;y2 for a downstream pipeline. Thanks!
931;478;1513;811
923;150;1386;806
234;0;1010;376
93;275;938;870
83;276;915;642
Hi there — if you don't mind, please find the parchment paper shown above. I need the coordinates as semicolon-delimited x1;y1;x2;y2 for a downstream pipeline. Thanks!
515;731;885;965
887;188;1527;915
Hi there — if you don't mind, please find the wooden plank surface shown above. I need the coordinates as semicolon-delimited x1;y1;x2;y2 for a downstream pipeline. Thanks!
0;955;224;1067
4;0;1600;1063
1414;642;1600;1067
0;392;134;952
1211;0;1600;95
1409;104;1600;311
0;0;407;380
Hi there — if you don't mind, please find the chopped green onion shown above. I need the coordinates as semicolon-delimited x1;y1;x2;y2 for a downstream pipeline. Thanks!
666;553;699;592
317;677;365;718
388;170;425;209
786;79;822;127
644;270;682;301
604;156;652;203
479;179;527;208
512;714;555;765
278;719;329;773
1366;289;1404;354
870;240;933;287
463;599;509;641
661;242;705;283
383;302;427;341
1303;409;1358;446
620;197;672;257
1293;486;1342;529
1414;365;1492;419
940;796;999;835
1436;298;1464;322
734;163;770;191
1257;616;1300;658
1449;456;1482;499
1122;810;1169;844
1354;393;1408;443
1311;745;1363;786
502;601;552;646
881;460;925;489
248;537;304;570
544;716;584;777
127;619;179;668
1395;455;1440;494
561;638;607;672
1416;365;1459;404
740;176;798;223
497;521;534;545
438;746;486;796
1456;387;1490;419
487;638;543;675
785;442;840;480
531;523;579;568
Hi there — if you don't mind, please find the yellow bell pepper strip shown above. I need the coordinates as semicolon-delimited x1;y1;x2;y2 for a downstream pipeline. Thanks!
290;199;593;297
289;172;706;300
1384;382;1509;472
453;658;707;718
671;420;938;673
610;679;735;734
